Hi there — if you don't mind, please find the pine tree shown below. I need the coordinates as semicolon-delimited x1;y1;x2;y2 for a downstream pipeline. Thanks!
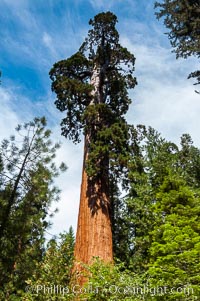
115;128;199;268
115;126;169;272
0;117;67;297
49;11;137;279
155;0;200;90
147;174;200;300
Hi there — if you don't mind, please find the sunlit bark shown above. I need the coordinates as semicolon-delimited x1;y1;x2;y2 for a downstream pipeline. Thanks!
73;66;113;285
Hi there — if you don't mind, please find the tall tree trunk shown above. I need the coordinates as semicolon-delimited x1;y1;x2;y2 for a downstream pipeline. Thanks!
73;134;113;284
73;66;113;285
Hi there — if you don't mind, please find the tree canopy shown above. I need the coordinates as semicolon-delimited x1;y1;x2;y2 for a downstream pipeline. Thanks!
50;11;137;180
155;0;200;89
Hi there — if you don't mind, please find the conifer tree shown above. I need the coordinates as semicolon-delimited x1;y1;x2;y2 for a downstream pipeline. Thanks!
115;127;200;264
155;0;200;90
147;174;200;300
49;11;137;275
0;117;66;296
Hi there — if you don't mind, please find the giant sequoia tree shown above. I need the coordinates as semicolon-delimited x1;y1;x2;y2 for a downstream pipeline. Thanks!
50;12;136;271
155;0;200;89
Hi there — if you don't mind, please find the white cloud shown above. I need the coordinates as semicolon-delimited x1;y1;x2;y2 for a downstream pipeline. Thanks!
0;1;83;74
89;0;131;10
1;0;28;8
0;88;21;138
129;79;200;144
42;32;58;58
89;0;113;9
43;32;53;48
122;34;200;146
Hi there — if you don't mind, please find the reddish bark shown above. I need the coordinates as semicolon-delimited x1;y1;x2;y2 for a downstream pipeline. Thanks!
73;134;113;285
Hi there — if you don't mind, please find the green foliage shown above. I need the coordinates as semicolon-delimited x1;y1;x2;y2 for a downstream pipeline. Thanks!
81;128;200;300
49;52;93;143
155;0;200;88
75;258;198;301
2;122;198;300
113;127;200;297
0;117;67;298
146;174;200;300
50;11;137;179
23;228;75;301
79;259;141;301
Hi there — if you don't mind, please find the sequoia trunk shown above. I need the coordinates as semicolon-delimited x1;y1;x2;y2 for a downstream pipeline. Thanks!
73;66;113;284
74;135;113;257
73;134;113;284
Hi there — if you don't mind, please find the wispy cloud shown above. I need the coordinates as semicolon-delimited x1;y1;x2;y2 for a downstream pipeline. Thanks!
0;88;21;138
122;35;200;145
89;0;135;10
42;32;58;58
89;0;116;9
0;0;85;79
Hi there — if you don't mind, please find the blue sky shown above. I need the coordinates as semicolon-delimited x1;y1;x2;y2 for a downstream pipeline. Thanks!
0;0;199;238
